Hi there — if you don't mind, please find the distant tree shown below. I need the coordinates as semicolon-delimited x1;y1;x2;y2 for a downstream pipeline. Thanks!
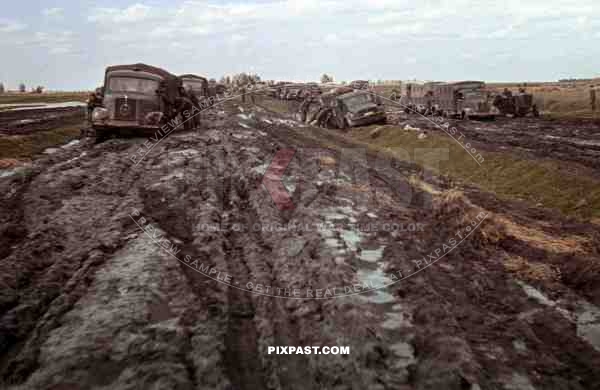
0;83;4;94
19;83;26;93
320;74;333;83
35;86;44;94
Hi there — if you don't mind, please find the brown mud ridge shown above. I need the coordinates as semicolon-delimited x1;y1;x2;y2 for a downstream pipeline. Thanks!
0;106;85;136
0;101;599;389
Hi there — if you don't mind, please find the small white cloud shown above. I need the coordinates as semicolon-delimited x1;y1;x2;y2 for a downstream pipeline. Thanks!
43;8;64;18
50;46;72;55
88;3;156;23
229;34;248;43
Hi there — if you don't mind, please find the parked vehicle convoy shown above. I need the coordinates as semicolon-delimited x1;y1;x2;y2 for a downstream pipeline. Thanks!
90;63;184;138
298;86;386;129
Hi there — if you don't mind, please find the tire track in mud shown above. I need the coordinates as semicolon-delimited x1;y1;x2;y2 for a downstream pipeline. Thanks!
220;126;316;390
138;135;271;389
219;147;268;390
221;230;268;390
0;141;142;386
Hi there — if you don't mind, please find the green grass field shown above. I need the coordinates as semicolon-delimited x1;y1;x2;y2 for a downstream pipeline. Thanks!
348;124;600;219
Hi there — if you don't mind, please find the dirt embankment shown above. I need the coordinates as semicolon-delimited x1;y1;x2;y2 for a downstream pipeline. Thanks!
0;100;599;389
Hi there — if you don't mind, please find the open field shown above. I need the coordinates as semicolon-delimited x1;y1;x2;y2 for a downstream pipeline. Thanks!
0;92;89;105
1;97;599;389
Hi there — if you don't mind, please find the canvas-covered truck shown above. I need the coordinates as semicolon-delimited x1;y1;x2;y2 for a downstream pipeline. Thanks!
180;74;209;99
431;81;497;119
90;63;183;139
437;81;497;119
402;81;497;119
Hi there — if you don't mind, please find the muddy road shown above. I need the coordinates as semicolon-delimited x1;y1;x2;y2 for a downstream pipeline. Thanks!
0;104;86;136
0;100;599;390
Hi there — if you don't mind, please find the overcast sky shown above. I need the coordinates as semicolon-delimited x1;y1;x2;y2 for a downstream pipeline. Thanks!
1;0;599;90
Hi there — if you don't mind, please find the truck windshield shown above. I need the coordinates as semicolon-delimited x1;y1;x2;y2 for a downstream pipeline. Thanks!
182;80;206;93
108;77;159;94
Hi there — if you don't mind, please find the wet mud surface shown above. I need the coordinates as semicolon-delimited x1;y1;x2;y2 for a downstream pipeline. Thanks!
0;100;599;389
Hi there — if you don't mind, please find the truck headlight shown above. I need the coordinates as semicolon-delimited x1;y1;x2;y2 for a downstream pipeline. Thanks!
92;107;109;121
144;111;164;125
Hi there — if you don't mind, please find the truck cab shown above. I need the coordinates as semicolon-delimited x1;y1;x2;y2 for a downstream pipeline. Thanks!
91;63;180;137
180;74;209;99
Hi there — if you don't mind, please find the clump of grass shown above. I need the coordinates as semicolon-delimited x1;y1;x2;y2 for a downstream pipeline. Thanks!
0;125;82;159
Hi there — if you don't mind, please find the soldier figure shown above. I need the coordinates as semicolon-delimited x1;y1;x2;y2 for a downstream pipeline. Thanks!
87;87;103;122
250;84;256;104
176;86;195;130
298;97;311;122
590;85;596;112
240;85;246;103
186;86;202;128
425;90;434;115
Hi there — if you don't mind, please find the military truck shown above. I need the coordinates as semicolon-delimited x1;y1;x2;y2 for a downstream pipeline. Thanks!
90;63;183;139
208;82;227;98
299;87;386;129
493;90;539;117
436;81;497;119
403;81;497;119
281;84;305;100
180;74;209;98
349;80;369;90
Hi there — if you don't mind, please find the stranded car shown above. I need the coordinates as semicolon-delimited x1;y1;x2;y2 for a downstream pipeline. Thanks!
299;87;386;129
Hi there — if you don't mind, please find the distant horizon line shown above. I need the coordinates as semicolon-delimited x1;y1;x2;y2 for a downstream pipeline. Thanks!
2;76;599;92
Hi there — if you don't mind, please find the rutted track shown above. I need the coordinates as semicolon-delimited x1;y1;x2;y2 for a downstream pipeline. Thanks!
0;100;599;389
